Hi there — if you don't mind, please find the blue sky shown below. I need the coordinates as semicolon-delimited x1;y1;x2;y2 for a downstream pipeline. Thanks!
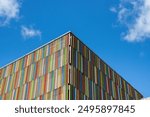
0;0;150;97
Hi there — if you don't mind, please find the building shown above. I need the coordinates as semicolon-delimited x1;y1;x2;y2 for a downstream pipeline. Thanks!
0;32;143;100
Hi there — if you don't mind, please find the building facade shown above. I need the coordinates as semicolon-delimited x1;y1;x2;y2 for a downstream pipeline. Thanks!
0;32;143;100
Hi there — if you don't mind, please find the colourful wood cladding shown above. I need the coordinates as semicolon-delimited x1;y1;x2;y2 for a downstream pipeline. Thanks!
0;32;143;100
0;65;69;100
0;34;69;100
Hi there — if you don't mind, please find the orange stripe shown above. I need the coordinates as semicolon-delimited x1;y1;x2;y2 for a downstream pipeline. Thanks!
0;69;2;77
1;78;6;95
24;56;27;68
40;95;42;100
16;87;20;100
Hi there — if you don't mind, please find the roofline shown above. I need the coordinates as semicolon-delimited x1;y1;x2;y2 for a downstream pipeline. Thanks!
0;31;71;69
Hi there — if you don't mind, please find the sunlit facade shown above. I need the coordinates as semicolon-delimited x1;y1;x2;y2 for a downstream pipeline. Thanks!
0;32;143;100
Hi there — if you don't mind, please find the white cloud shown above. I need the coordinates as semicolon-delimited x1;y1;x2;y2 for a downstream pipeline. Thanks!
21;26;42;39
0;0;20;26
113;0;150;42
110;7;117;13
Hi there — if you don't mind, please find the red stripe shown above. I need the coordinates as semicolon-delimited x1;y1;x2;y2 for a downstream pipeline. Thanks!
16;87;20;100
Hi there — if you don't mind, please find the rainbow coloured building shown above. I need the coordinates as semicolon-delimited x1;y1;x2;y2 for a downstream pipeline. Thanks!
0;32;143;100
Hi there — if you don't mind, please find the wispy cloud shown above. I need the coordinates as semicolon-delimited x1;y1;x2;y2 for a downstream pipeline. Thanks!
0;0;20;26
112;0;150;42
21;26;42;39
110;7;117;13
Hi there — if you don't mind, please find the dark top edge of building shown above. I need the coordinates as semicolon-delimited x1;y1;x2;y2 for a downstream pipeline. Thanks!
69;32;143;98
0;31;71;69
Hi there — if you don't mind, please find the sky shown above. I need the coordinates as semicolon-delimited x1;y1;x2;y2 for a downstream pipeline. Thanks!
0;0;150;98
